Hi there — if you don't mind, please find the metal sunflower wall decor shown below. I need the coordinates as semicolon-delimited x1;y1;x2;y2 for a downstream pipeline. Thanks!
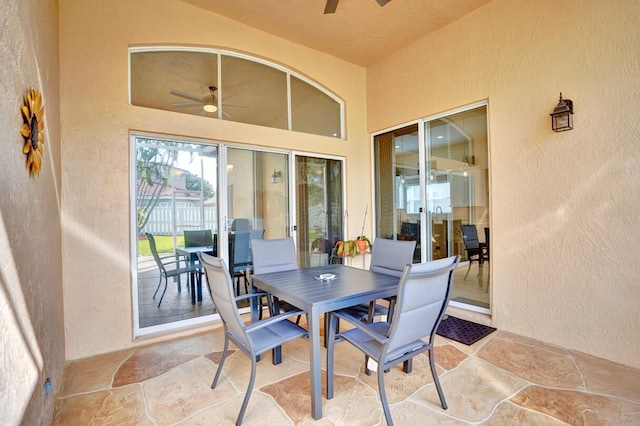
20;88;45;176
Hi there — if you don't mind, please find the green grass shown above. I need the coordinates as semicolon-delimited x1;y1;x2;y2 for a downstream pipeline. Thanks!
138;235;185;256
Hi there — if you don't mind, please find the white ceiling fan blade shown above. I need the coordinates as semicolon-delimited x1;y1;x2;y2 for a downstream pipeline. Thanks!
222;110;232;118
170;89;202;102
222;103;249;109
222;93;240;101
172;101;202;107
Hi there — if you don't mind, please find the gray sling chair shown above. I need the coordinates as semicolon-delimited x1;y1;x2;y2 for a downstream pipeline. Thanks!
250;237;299;322
197;252;308;426
326;255;461;426
338;238;417;324
146;233;201;307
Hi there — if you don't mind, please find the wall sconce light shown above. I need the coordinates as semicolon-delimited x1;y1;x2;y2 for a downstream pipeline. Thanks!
271;169;282;184
550;92;574;132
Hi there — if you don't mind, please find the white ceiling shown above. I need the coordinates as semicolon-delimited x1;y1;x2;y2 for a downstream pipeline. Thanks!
181;0;493;66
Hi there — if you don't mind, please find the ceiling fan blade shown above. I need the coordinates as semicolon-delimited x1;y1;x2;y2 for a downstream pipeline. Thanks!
222;110;232;118
222;93;240;101
324;0;339;14
222;103;249;109
172;102;202;108
375;0;391;6
170;89;202;102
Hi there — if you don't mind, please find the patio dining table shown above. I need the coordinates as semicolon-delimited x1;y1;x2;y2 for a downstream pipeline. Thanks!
251;263;400;420
175;245;215;304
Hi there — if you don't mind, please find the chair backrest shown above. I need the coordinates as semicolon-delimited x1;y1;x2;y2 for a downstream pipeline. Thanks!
145;233;166;273
369;238;417;277
231;218;251;231
461;224;480;250
384;255;460;358
251;238;298;274
184;229;212;247
230;229;264;268
198;252;250;347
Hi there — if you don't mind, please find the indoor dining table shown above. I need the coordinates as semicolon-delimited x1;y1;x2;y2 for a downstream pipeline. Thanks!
251;263;400;420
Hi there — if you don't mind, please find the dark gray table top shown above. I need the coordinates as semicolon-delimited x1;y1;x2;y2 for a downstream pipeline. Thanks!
252;264;399;313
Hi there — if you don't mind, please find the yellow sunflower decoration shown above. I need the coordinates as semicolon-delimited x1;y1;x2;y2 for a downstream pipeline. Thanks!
20;88;45;176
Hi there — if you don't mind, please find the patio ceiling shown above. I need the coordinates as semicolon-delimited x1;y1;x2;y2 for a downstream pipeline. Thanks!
181;0;494;67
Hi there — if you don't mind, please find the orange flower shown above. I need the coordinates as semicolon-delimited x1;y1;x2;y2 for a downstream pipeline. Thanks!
20;88;45;176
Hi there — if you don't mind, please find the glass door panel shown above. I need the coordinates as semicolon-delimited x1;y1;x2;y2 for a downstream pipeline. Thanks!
295;156;344;268
425;105;490;311
225;148;290;240
133;136;219;334
373;124;421;263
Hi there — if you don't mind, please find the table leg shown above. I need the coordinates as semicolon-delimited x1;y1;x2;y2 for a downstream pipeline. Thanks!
190;271;196;305
308;307;322;420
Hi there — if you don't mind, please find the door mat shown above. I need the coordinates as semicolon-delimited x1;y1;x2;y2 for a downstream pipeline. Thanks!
436;315;496;345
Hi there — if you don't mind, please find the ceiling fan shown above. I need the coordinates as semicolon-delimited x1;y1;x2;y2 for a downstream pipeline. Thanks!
170;86;248;117
324;0;391;14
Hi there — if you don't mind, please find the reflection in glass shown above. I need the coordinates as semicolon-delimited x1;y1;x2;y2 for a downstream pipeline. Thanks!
130;49;344;138
291;76;342;138
130;50;219;118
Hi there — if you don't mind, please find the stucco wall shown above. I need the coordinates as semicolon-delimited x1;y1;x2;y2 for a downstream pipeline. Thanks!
367;0;640;368
59;0;369;359
0;0;64;423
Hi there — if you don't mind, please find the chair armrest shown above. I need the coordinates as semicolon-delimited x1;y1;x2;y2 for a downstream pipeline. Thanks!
245;309;305;332
234;292;269;303
332;311;388;344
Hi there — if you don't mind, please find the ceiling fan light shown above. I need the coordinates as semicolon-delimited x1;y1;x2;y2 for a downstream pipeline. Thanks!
203;104;217;113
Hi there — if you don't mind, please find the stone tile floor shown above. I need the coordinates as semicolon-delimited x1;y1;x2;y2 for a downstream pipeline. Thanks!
54;317;640;425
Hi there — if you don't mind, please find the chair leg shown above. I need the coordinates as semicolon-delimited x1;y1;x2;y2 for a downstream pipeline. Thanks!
387;297;396;323
464;260;472;279
236;354;257;425
377;363;393;426
212;334;230;389
326;313;337;399
428;347;448;410
152;275;162;299
157;277;168;307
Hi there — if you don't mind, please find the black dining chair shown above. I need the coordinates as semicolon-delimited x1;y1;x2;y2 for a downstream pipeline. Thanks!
229;229;264;296
146;233;200;307
326;255;460;426
460;224;488;279
198;252;308;426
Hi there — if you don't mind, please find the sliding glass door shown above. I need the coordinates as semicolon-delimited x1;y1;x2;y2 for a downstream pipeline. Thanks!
373;102;490;313
132;137;345;336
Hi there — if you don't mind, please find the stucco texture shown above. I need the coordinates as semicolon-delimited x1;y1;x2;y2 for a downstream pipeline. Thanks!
59;0;369;360
0;0;64;423
367;0;640;368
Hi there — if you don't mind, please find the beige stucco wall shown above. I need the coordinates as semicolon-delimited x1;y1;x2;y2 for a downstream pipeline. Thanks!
59;0;369;359
0;0;64;423
367;0;640;368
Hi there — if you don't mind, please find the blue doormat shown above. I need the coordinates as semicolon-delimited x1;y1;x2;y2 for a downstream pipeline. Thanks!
436;316;496;345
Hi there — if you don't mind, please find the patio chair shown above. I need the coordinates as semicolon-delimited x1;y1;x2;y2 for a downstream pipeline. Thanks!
339;238;417;324
146;233;200;307
326;255;460;426
251;237;300;322
460;224;488;279
198;252;308;426
229;229;264;296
